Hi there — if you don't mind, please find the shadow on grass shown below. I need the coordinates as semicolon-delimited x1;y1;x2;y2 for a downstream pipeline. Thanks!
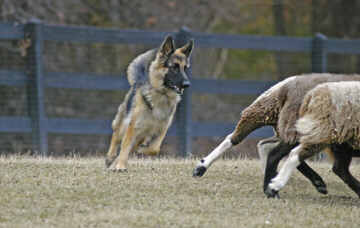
290;178;360;207
294;193;359;207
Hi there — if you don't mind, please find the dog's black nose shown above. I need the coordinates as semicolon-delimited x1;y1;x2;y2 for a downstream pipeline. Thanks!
182;81;191;88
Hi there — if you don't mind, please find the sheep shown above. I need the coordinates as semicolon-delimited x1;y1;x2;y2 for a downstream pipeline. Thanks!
193;73;360;196
266;81;360;198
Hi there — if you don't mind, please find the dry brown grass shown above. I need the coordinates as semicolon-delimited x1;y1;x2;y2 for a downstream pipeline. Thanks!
0;156;359;228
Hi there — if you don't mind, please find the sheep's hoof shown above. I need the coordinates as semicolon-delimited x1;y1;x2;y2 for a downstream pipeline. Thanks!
264;187;280;199
193;166;207;177
313;180;328;195
315;185;328;195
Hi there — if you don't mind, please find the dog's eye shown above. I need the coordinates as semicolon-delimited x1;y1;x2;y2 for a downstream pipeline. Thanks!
172;63;180;70
165;61;173;68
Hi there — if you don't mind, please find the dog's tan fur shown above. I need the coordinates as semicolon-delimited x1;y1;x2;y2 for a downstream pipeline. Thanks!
105;36;193;171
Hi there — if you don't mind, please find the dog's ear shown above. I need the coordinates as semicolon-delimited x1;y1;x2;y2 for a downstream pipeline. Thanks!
158;36;175;60
179;39;194;60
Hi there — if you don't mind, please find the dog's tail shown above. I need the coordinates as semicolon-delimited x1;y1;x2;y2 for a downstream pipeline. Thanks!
127;49;156;86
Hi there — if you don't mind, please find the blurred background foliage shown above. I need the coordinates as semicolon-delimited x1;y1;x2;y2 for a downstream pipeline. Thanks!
1;0;360;80
0;0;360;156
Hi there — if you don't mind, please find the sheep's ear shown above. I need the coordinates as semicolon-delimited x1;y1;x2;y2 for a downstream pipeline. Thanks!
179;39;194;59
158;36;175;60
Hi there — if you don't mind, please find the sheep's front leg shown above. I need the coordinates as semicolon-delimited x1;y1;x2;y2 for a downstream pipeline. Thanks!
193;108;262;177
262;141;293;195
257;136;280;174
265;145;303;197
193;133;234;177
260;139;327;195
266;143;325;198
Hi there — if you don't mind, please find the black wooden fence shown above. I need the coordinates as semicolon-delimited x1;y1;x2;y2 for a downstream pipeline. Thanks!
1;20;360;157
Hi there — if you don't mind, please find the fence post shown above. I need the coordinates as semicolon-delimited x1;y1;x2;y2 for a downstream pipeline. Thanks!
25;19;48;156
311;33;327;73
312;33;327;161
174;27;193;157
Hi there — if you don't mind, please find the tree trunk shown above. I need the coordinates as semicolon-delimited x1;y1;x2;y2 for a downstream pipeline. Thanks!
272;0;287;80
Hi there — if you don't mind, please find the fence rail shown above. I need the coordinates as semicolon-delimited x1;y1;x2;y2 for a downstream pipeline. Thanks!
0;21;359;156
0;23;24;39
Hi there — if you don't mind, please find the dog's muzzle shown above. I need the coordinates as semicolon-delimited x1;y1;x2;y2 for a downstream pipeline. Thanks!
172;81;190;95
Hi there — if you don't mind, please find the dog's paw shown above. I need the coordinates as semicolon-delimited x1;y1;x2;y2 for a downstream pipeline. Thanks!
105;158;114;168
105;157;115;168
109;167;128;173
108;161;128;173
143;150;159;156
193;165;207;177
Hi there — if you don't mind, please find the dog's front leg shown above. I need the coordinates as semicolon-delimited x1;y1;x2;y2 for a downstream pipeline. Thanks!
142;110;176;156
109;121;141;172
142;127;168;156
105;130;121;168
106;103;127;168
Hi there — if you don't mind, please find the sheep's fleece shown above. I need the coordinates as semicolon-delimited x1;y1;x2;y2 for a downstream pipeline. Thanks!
297;81;360;149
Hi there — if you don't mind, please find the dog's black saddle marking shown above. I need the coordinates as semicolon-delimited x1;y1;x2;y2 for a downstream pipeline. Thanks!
141;93;153;111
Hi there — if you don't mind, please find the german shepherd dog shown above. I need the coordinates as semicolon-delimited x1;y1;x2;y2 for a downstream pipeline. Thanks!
105;36;194;171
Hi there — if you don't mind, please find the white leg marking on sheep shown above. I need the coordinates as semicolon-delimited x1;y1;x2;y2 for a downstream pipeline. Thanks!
257;139;280;174
199;133;234;168
269;145;302;191
258;145;268;174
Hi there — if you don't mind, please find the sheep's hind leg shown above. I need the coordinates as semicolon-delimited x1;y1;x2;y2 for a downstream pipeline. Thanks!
261;140;327;196
331;144;360;198
297;161;328;194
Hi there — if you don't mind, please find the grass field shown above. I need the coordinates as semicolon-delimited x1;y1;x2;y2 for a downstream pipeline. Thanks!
0;157;359;228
